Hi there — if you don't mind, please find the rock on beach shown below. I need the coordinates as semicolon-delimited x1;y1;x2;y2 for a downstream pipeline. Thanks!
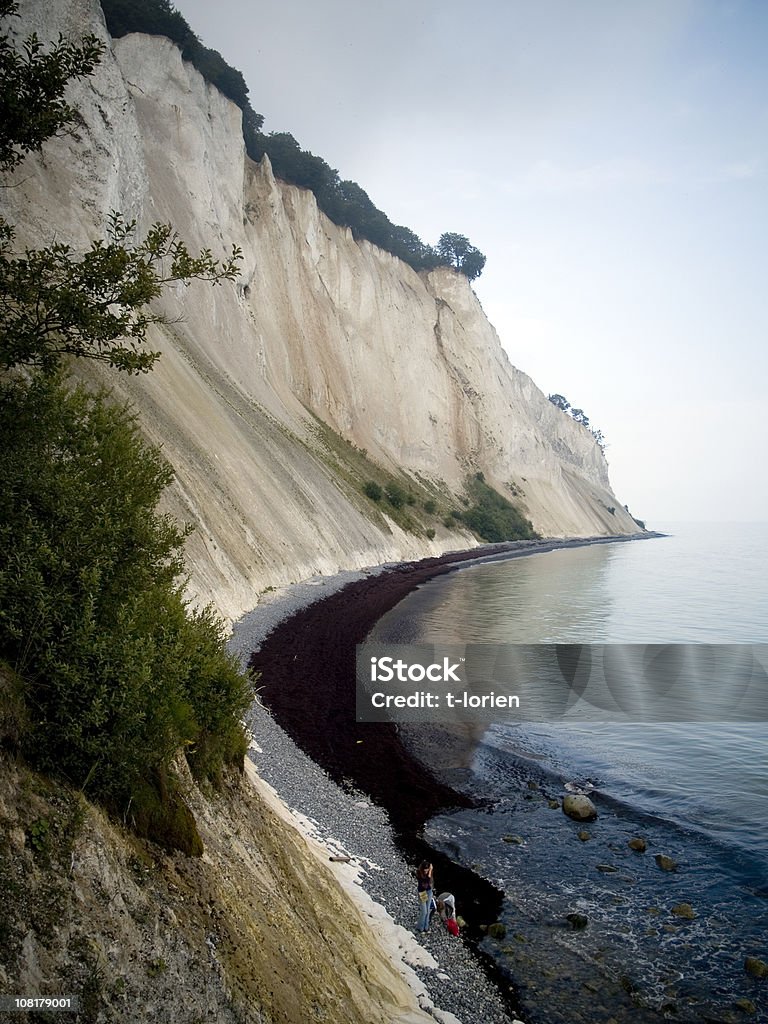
565;913;589;930
654;854;678;872
671;903;696;919
744;957;768;979
562;794;598;822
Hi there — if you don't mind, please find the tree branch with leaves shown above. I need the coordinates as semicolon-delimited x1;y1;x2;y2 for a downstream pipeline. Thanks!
0;1;241;377
0;0;104;173
0;213;241;374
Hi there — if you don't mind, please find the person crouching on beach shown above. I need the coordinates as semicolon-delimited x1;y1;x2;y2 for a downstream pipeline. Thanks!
436;892;460;936
436;892;456;922
416;860;434;932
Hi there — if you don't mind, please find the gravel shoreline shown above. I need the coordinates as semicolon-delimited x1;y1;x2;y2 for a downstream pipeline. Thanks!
228;535;657;1024
230;563;521;1024
242;705;519;1024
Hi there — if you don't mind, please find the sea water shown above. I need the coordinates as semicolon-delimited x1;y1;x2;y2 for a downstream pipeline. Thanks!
367;523;768;1022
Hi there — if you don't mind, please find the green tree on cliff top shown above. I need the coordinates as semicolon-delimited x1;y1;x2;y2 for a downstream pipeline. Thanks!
437;232;487;281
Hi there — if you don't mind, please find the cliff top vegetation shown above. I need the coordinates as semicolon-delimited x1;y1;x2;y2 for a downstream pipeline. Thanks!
99;0;486;280
548;393;607;455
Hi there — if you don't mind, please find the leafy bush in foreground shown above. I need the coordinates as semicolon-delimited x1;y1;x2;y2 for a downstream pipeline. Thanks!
0;375;252;806
0;2;252;852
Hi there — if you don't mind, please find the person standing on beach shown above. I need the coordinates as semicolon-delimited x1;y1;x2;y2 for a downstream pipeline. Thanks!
416;860;434;932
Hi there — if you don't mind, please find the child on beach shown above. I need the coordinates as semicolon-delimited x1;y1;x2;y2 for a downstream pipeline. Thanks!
416;860;434;932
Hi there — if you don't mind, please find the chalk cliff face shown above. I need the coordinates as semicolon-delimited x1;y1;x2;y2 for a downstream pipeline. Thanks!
4;0;640;622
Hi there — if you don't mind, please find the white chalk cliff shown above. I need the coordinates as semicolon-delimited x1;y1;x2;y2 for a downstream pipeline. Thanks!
4;0;641;622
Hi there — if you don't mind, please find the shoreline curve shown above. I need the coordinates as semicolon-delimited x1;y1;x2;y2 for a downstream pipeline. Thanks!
242;533;662;1017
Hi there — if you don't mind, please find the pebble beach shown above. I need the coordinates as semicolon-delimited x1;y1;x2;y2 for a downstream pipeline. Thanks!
229;561;519;1024
228;536;657;1024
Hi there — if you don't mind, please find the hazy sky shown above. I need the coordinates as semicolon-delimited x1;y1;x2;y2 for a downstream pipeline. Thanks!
175;0;767;525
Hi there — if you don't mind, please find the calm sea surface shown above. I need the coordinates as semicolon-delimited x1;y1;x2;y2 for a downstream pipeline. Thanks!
368;523;768;1022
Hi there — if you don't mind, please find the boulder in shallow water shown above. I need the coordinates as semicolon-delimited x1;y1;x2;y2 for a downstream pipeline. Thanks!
671;903;696;919
577;830;591;842
655;854;678;872
566;913;589;930
487;922;507;940
735;997;756;1013
628;837;647;852
502;834;524;845
744;956;768;978
562;794;598;821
